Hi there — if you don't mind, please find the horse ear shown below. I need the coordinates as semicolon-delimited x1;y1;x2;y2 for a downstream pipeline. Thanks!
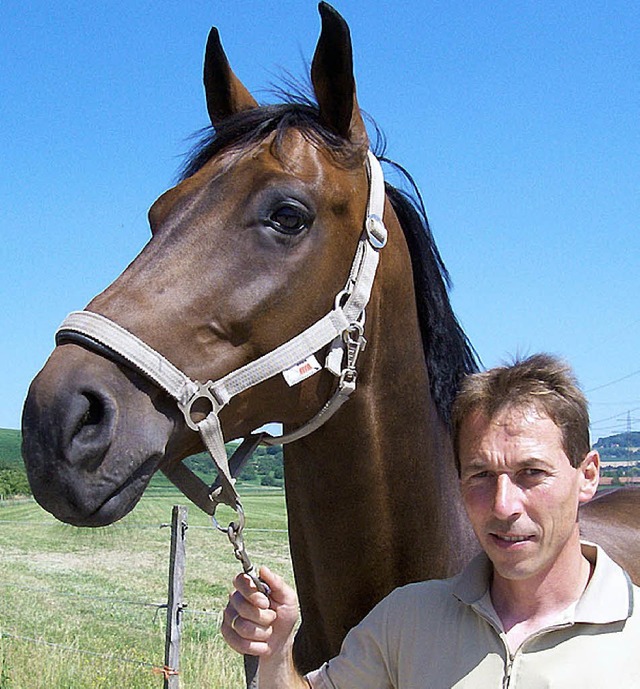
203;27;258;126
311;2;368;147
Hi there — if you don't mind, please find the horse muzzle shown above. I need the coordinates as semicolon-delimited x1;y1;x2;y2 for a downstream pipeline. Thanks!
21;343;173;526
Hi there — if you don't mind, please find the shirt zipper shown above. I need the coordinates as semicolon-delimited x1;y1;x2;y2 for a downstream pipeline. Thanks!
503;655;513;689
501;621;574;688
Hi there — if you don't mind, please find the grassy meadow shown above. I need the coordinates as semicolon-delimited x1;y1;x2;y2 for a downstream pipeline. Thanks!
0;485;292;688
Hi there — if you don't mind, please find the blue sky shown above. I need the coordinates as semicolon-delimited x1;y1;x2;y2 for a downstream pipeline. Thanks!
2;1;638;441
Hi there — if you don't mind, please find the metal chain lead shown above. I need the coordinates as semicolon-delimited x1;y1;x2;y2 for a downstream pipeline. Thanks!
227;522;271;596
211;502;271;596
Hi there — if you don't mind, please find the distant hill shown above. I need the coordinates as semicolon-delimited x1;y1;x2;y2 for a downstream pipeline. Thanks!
594;431;640;462
0;428;23;468
0;429;29;496
594;431;640;450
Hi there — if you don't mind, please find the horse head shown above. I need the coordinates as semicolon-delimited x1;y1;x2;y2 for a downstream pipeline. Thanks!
22;3;389;527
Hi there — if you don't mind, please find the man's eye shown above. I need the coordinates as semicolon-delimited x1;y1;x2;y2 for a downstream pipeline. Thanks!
520;468;546;482
466;471;491;481
268;204;310;235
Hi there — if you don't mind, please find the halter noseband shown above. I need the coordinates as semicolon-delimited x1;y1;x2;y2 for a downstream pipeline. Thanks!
55;151;387;587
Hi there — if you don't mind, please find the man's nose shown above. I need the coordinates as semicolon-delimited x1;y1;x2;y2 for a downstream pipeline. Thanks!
492;474;523;520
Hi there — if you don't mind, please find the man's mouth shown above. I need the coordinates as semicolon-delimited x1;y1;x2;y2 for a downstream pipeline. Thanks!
490;533;533;544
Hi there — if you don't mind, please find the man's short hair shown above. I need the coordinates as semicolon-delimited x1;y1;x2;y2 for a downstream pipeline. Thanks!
451;353;591;474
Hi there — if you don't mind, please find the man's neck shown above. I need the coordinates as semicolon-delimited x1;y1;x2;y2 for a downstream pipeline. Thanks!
490;537;593;648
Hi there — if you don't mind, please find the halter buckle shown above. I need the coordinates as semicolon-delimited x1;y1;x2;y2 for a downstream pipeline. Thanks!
344;321;367;371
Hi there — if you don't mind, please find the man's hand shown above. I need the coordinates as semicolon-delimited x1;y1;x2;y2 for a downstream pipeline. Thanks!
221;566;308;687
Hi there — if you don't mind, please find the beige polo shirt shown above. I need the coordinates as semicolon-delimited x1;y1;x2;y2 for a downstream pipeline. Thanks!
306;543;640;688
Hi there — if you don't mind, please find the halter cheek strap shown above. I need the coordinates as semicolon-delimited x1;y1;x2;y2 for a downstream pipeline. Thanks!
55;151;387;520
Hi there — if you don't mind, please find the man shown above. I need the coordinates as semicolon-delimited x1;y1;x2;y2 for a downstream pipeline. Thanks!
222;354;640;687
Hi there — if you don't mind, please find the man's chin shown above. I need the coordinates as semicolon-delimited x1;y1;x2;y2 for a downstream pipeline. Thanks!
484;540;541;581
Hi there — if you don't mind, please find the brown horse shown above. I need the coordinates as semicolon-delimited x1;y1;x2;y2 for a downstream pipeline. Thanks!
21;2;640;677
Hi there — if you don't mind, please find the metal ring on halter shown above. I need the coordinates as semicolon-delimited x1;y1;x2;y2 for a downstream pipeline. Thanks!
179;382;222;432
211;500;246;535
343;320;365;345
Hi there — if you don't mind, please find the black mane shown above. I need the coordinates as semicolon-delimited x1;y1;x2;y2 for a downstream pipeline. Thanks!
384;182;479;422
179;102;478;424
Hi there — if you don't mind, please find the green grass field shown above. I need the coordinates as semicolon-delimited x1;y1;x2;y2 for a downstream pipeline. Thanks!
0;486;292;688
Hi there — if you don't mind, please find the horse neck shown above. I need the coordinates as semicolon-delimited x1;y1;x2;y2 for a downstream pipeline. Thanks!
283;224;477;670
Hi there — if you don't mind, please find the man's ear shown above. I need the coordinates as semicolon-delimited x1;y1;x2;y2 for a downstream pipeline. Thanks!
578;450;600;504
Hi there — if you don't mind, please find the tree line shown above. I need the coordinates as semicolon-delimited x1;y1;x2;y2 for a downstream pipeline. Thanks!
184;444;284;487
0;463;31;498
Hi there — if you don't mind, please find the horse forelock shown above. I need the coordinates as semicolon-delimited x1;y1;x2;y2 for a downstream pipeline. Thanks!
177;99;478;427
178;100;364;182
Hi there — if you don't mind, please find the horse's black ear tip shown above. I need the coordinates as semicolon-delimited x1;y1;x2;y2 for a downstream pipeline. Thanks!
318;3;350;37
318;2;339;20
206;26;221;45
205;27;226;67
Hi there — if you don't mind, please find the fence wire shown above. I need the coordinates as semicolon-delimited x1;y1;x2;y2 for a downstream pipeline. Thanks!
0;629;171;678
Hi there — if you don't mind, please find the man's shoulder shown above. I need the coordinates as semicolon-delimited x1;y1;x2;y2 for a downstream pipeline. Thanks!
395;574;460;594
379;573;463;614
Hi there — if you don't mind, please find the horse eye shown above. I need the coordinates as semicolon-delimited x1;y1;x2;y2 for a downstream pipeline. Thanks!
268;204;309;235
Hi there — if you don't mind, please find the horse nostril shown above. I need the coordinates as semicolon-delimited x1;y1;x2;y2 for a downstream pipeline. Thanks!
78;392;105;430
66;390;116;470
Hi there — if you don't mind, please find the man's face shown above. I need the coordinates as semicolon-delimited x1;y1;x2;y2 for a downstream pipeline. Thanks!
458;405;598;584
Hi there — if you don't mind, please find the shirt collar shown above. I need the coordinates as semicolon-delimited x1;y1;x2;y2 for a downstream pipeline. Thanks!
451;541;633;625
452;551;492;606
575;541;634;623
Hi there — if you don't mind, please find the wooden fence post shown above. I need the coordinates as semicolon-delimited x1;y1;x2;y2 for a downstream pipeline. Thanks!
164;505;188;689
